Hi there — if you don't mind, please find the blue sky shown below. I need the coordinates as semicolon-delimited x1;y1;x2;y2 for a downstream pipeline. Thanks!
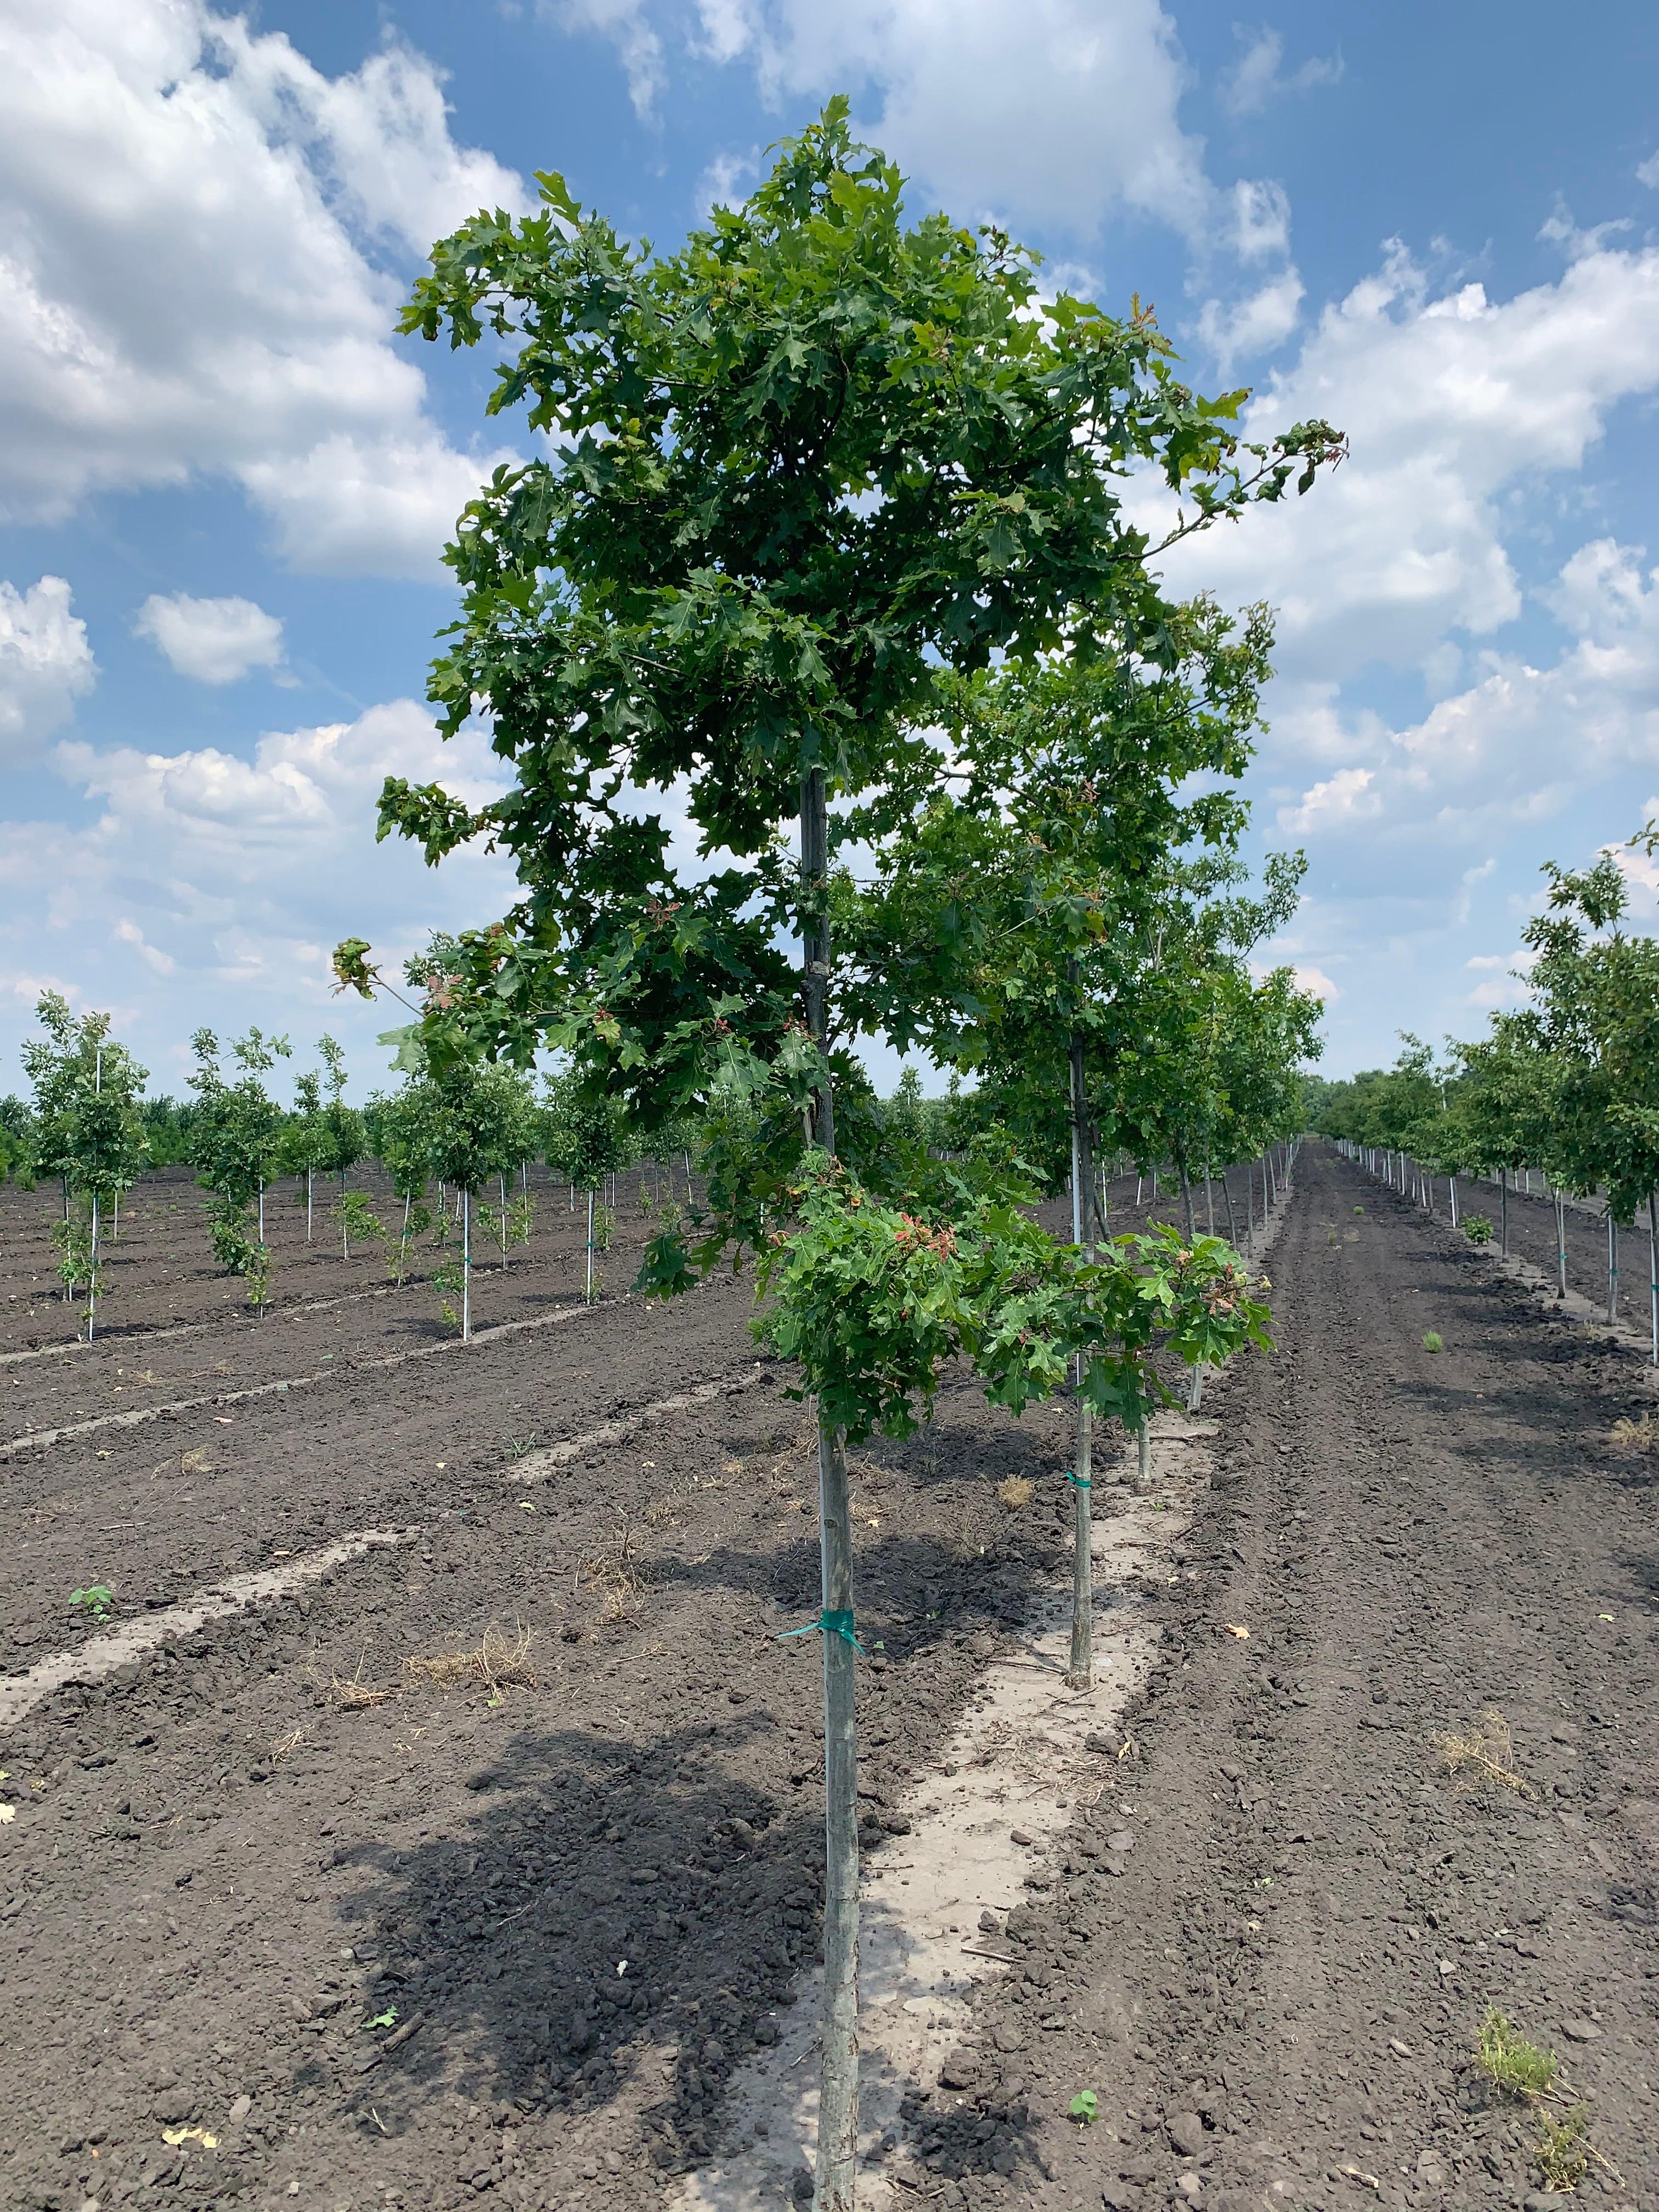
3;1;1659;1102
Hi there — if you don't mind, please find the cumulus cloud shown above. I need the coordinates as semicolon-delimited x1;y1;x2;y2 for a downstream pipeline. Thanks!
0;575;95;764
691;0;1214;242
0;2;522;577
1290;963;1337;1000
1164;239;1659;685
1277;766;1379;835
0;702;516;1083
134;594;286;686
1222;26;1343;118
548;0;667;117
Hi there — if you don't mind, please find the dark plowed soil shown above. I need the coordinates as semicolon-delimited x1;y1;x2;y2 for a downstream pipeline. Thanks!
1419;1169;1655;1337
19;1147;1594;2212
932;1146;1659;2211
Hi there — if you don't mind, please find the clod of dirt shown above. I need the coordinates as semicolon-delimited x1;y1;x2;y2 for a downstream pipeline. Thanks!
1168;2112;1206;2156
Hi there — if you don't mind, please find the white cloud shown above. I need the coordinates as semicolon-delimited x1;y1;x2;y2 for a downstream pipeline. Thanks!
1639;149;1659;190
1164;239;1659;684
113;917;176;976
0;575;95;764
696;0;1214;242
0;2;522;577
1198;266;1304;371
548;0;667;117
1277;765;1379;834
1233;178;1291;262
1290;963;1337;1001
134;593;286;686
1222;26;1343;118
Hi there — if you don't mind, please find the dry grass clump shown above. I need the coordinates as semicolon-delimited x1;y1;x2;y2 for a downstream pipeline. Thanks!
997;1475;1034;1511
180;1447;213;1476
406;1621;538;1692
1610;1412;1658;1455
304;1647;396;1711
581;1515;650;1619
1434;1707;1531;1797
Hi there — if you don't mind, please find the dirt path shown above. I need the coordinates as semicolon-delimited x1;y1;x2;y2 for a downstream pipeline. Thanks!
928;1143;1659;2212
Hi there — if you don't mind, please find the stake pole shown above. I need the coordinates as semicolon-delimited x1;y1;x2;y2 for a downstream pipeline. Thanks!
1066;1021;1093;1687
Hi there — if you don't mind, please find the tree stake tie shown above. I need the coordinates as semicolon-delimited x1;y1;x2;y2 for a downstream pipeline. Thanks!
1064;1471;1092;1490
780;1609;866;1655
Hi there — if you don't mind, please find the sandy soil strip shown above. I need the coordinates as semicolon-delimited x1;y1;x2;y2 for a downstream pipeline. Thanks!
0;1364;766;1730
0;1294;640;1459
0;1528;413;1729
672;1184;1296;2210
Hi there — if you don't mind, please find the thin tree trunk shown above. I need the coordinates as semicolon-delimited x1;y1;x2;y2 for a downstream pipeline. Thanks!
1609;1214;1619;1324
307;1167;313;1242
1246;1160;1256;1254
586;1189;595;1304
258;1180;265;1246
112;1189;119;1241
1451;1173;1459;1228
1555;1194;1566;1295
1066;1024;1093;1688
1203;1160;1215;1236
1500;1169;1509;1257
499;1171;509;1268
462;1187;471;1341
1223;1170;1238;1249
1179;1166;1196;1242
1649;1193;1657;1368
802;764;859;2212
88;1189;98;1342
1135;1423;1152;1495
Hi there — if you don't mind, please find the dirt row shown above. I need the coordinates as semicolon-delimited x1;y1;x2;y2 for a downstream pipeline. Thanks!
0;1163;691;1354
16;1150;1638;2212
1397;1167;1656;1339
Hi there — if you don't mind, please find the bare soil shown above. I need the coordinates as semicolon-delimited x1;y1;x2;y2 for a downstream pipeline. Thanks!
7;1150;1652;2212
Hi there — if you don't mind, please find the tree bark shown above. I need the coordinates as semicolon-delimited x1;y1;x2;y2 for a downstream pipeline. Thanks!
803;766;857;2212
1066;1025;1093;1688
462;1187;471;1341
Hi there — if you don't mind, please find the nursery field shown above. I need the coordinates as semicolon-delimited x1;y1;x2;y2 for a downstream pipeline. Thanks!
3;1147;1658;2212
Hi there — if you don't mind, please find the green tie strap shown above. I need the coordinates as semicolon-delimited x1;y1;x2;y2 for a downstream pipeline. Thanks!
779;1608;866;1655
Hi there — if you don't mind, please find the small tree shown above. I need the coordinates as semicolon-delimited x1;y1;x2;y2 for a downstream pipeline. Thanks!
281;1067;333;1241
318;1034;368;1255
23;995;149;1335
189;1028;291;1278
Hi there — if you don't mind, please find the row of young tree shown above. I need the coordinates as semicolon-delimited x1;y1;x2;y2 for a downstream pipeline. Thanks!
327;105;1337;2207
3;992;691;1341
1310;833;1659;1354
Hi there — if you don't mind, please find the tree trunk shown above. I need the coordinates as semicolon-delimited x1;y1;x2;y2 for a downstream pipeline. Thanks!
586;1189;595;1304
1649;1193;1657;1368
1179;1166;1196;1242
1246;1161;1255;1254
1500;1170;1509;1257
1203;1160;1215;1236
462;1186;471;1341
1135;1423;1152;1495
802;765;859;2212
1223;1170;1238;1248
307;1167;313;1242
1555;1194;1566;1295
1609;1214;1619;1324
1066;1025;1093;1688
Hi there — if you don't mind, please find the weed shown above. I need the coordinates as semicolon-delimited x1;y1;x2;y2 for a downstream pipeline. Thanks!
270;1726;306;1764
592;1201;615;1252
1476;2006;1559;2099
244;1242;272;1314
180;1447;213;1476
1328;1231;1339;1245
388;1202;431;1289
1068;2091;1099;2125
1423;1331;1443;1353
1534;2106;1590;2191
1353;1206;1363;1215
70;1583;114;1621
406;1621;538;1694
1610;1412;1657;1454
1474;2008;1620;2192
364;2005;399;2032
1435;1709;1531;1797
433;1254;466;1332
581;1516;648;1618
304;1647;396;1711
1463;1213;1494;1245
503;1431;542;1460
332;1190;386;1259
997;1475;1033;1510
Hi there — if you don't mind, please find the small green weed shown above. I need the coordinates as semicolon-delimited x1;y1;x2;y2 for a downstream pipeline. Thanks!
1068;2091;1099;2125
365;2005;398;2032
1423;1331;1443;1353
1353;1205;1363;1214
1476;2006;1559;2100
1534;2107;1589;2192
70;1584;115;1622
1463;1213;1494;1245
1475;2007;1620;2192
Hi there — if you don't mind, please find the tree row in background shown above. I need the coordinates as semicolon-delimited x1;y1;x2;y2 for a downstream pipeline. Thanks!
1310;831;1659;1353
